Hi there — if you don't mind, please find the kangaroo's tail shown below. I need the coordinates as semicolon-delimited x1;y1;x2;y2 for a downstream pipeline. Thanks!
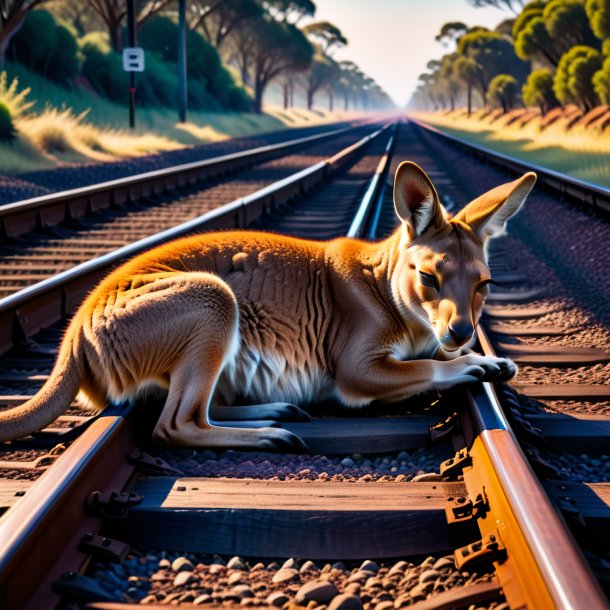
0;331;83;442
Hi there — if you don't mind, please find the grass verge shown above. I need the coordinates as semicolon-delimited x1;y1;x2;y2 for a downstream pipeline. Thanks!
412;107;610;188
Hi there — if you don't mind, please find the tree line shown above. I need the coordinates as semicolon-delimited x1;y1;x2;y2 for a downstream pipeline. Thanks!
409;0;610;117
0;0;393;114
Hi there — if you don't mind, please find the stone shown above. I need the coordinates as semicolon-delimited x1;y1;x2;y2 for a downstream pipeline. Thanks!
341;457;355;468
418;569;440;584
408;582;432;600
328;594;364;610
411;473;443;482
360;560;380;574
233;585;255;598
347;571;369;584
267;592;291;607
344;583;361;595
228;572;244;585
173;571;194;586
227;556;247;570
388;561;407;575
300;561;318;573
433;557;454;570
212;554;226;565
209;564;226;575
295;580;339;604
282;558;300;569
374;602;394;610
172;557;194;573
272;568;299;584
365;577;381;589
140;595;158;604
331;562;347;572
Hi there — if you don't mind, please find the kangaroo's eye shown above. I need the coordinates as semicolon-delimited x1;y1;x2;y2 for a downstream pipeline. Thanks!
420;271;439;291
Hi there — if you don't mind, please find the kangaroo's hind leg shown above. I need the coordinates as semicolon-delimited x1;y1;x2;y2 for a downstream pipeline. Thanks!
146;273;307;451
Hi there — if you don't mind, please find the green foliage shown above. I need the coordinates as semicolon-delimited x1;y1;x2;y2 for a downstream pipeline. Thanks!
80;32;129;104
9;10;80;85
513;2;559;66
488;74;520;111
543;0;598;49
586;0;610;40
554;45;603;110
458;29;529;101
593;55;610;103
522;68;560;113
46;23;80;86
435;22;468;44
138;17;250;111
0;101;15;141
10;10;58;73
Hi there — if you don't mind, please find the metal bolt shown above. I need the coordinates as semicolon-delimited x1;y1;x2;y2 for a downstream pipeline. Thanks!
82;533;93;542
102;538;111;547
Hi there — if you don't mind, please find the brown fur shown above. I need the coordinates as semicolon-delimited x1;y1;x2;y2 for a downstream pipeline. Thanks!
0;163;536;450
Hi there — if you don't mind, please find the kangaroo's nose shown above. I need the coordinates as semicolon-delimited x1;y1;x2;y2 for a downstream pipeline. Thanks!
448;319;474;345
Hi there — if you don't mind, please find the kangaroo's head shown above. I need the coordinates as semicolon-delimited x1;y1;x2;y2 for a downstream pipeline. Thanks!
390;161;536;352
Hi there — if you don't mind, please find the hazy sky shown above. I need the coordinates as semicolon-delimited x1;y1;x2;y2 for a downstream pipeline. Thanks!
309;0;509;106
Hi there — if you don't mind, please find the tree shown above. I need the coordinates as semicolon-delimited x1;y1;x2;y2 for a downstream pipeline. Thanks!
466;0;523;13
544;0;598;50
86;0;173;52
0;0;47;65
586;0;610;52
522;67;560;113
488;73;519;111
235;17;312;112
458;29;528;103
513;2;560;67
302;21;347;53
554;45;602;111
495;18;516;38
264;0;315;24
189;0;262;49
435;21;468;45
593;55;610;103
455;55;480;114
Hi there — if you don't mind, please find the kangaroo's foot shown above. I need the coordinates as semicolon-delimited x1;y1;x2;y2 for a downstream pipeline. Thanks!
211;403;311;422
153;421;308;452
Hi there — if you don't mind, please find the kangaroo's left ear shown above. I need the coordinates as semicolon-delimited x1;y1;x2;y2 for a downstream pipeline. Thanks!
455;172;537;240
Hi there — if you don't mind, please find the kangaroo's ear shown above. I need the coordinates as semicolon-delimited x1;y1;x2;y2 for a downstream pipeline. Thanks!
394;161;446;239
455;172;537;240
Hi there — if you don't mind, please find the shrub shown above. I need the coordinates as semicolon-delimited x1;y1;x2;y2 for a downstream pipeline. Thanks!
522;68;559;114
46;23;80;85
0;102;15;140
9;10;57;73
9;11;79;85
488;74;520;112
80;32;128;104
554;46;602;111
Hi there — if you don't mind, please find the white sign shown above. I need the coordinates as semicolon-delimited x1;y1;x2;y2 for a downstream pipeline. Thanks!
122;47;145;72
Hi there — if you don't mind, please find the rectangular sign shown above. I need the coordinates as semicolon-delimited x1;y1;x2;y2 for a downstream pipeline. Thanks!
122;47;145;72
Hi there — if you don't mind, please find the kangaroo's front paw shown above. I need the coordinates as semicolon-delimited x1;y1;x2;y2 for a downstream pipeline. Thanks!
257;427;308;452
464;354;517;382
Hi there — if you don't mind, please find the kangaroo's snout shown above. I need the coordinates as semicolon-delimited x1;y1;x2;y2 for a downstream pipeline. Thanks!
448;318;474;347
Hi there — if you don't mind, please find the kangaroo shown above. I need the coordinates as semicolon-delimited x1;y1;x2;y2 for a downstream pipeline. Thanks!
0;162;536;450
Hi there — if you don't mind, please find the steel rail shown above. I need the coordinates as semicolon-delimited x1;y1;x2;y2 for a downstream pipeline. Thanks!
456;324;609;608
0;119;375;240
0;122;393;356
0;121;396;610
408;116;610;215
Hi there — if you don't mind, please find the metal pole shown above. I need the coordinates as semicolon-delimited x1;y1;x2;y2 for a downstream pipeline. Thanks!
178;0;187;122
127;0;136;128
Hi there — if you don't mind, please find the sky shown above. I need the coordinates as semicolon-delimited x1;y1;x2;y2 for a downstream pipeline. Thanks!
308;0;510;106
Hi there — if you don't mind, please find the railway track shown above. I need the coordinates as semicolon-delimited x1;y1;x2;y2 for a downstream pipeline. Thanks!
0;119;609;610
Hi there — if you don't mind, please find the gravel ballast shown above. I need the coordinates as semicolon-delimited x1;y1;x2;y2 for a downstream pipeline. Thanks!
86;552;505;608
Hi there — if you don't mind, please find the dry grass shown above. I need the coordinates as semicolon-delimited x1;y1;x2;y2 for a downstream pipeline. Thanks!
0;68;363;175
413;107;610;187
